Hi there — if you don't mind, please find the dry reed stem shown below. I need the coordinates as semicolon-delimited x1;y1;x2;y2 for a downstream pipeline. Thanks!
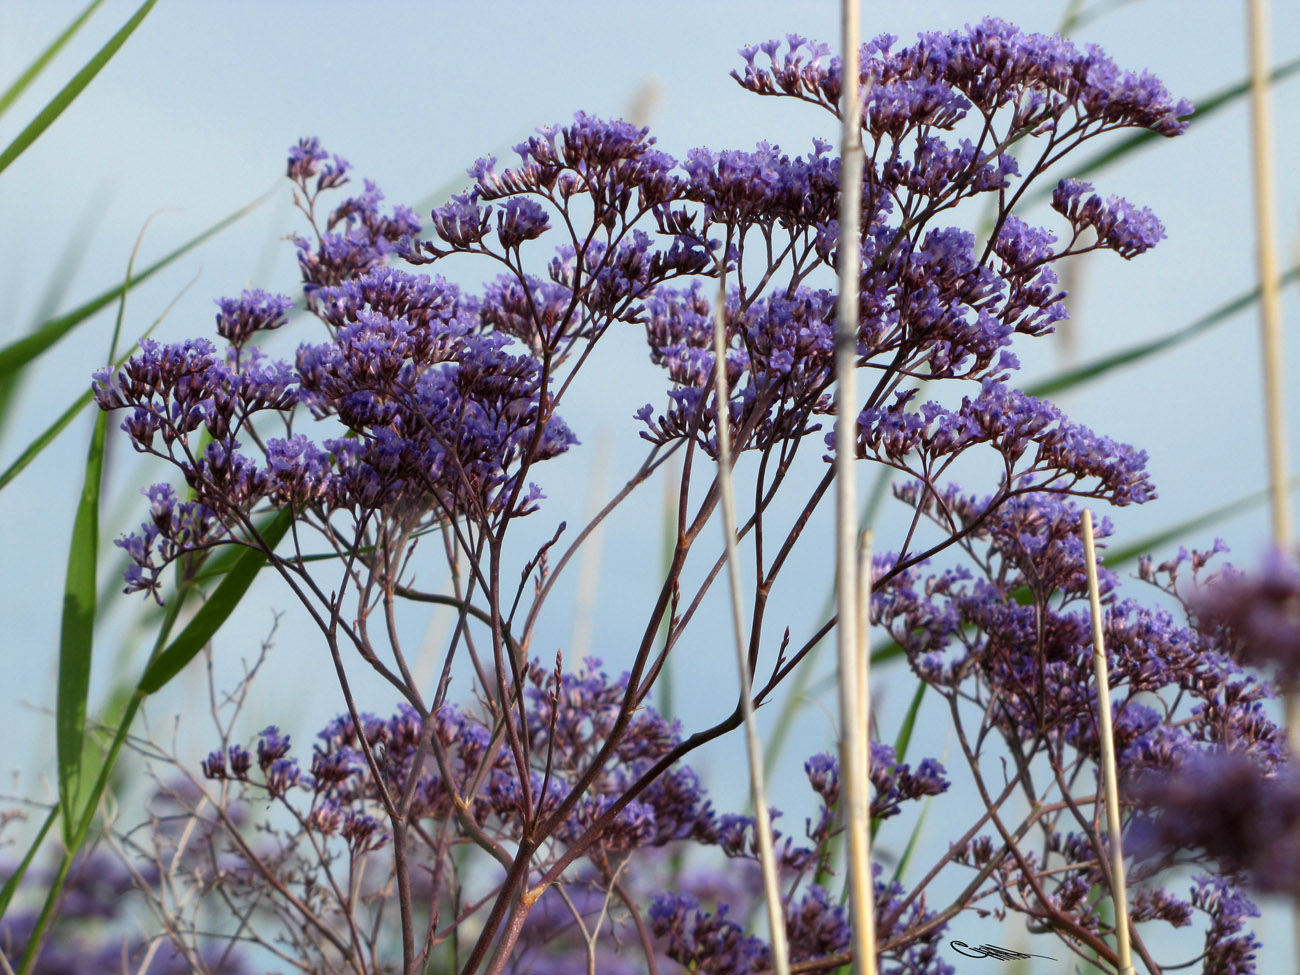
836;2;876;973
1245;0;1291;551
1245;2;1300;967
710;275;791;975
1080;508;1134;975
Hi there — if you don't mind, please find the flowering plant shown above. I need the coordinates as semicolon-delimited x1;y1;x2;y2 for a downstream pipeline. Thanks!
3;14;1289;975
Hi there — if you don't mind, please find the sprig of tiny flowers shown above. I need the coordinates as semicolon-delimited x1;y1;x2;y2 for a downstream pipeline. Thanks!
183;660;950;973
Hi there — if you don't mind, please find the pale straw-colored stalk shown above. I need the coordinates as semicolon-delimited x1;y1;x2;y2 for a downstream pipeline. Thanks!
1245;6;1299;968
1245;0;1291;553
710;276;791;975
835;3;876;973
1080;509;1134;975
850;528;879;973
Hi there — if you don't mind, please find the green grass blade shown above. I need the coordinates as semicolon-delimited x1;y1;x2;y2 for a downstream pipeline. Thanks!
185;509;295;584
138;509;292;694
0;185;112;446
2;391;107;495
0;0;156;176
1023;55;1300;209
15;580;191;969
51;209;154;846
0;187;274;383
0;304;173;494
1025;265;1300;399
25;183;113;329
55;408;106;846
0;805;57;920
892;680;927;763
889;793;934;887
869;639;904;667
1104;476;1300;568
0;0;107;118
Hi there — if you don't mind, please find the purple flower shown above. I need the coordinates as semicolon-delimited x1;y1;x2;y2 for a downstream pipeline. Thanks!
495;197;550;250
200;749;227;779
804;752;839;808
288;136;350;192
256;725;291;772
228;744;252;778
1193;875;1261;975
1195;549;1300;683
786;885;850;962
852;380;1154;506
1130;750;1300;896
341;809;389;854
869;742;950;821
264;757;303;797
214;289;294;347
430;192;491;250
1052;178;1166;258
649;892;771;975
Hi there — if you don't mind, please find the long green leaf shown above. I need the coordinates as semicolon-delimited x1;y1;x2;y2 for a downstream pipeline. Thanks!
0;805;57;921
1023;55;1300;209
0;304;172;494
18;555;192;967
0;186;112;446
892;680;927;764
889;793;934;886
138;509;293;694
1103;476;1300;569
0;0;108;118
0;0;156;175
1026;265;1300;399
0;187;274;384
16;506;289;952
52;206;156;845
55;409;106;845
1;390;104;496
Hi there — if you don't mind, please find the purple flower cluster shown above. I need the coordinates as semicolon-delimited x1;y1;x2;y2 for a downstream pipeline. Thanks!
1194;548;1300;683
869;484;1282;970
199;660;721;864
649;893;772;975
869;742;950;821
649;873;948;975
628;22;1185;478
1053;178;1166;258
94;155;579;600
189;654;950;972
733;23;1191;139
876;487;1281;765
1129;751;1300;896
855;379;1153;506
83;16;1267;975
